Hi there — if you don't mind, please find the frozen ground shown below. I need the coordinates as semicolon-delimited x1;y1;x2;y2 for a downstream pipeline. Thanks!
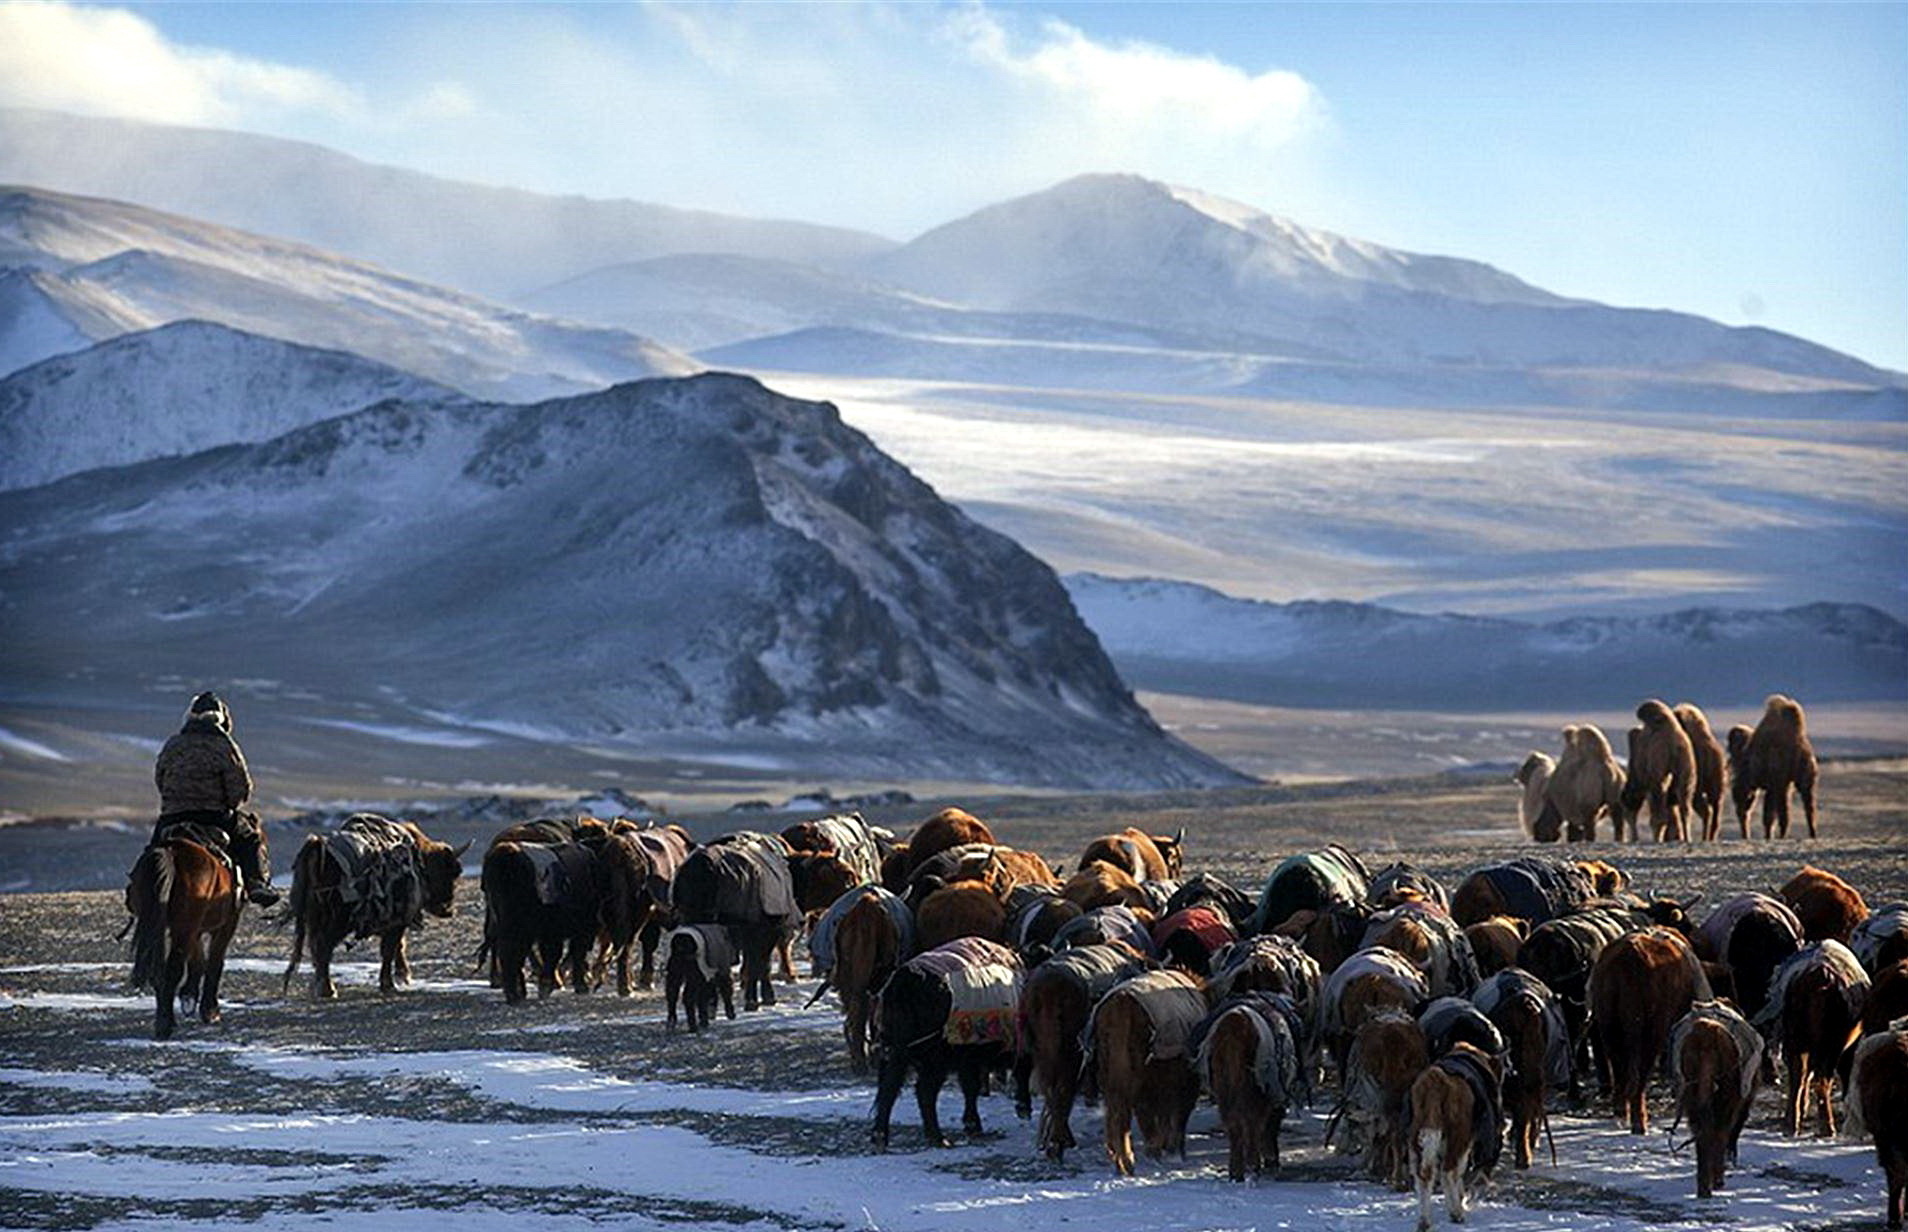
3;769;1904;1231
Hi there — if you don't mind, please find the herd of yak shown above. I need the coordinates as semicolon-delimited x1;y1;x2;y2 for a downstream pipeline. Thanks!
119;691;1908;1232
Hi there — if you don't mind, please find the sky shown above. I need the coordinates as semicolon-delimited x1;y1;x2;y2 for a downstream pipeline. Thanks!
1;0;1904;371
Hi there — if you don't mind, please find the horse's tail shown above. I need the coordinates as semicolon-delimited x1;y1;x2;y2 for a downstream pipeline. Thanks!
128;845;175;992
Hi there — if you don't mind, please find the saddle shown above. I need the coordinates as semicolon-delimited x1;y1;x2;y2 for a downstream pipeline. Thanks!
808;884;913;977
149;819;241;902
1191;991;1309;1105
321;813;425;936
905;937;1023;1050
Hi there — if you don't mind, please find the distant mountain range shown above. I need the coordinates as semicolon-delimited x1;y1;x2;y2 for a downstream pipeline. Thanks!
1067;573;1908;710
0;357;1243;790
0;185;696;400
0;321;458;491
0;107;892;299
4;109;1899;421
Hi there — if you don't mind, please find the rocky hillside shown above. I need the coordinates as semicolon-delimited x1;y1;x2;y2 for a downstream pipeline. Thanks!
0;375;1243;789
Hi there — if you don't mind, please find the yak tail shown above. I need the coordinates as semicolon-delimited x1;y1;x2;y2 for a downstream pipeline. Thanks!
279;836;322;993
128;846;175;992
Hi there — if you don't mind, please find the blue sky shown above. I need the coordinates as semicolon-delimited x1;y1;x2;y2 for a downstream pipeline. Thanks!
3;1;1903;370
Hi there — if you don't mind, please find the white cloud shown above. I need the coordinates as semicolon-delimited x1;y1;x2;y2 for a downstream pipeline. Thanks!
0;0;363;125
946;8;1320;150
0;0;1332;238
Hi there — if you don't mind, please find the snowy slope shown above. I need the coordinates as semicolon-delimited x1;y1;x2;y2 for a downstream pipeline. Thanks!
520;252;1313;357
1067;573;1908;709
707;327;1907;419
0;321;459;491
0;373;1243;790
868;174;1898;383
0;107;894;298
0;186;698;399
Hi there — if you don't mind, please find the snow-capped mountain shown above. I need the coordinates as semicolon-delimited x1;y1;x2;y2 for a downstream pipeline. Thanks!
867;174;1897;383
0;108;895;300
1067;573;1908;710
0;321;459;491
0;374;1245;790
0;186;697;399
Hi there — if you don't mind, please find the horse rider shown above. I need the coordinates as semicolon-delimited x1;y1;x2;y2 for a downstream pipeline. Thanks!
151;691;279;907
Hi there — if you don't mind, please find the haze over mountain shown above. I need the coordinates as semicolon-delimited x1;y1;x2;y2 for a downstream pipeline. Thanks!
1067;573;1908;711
0;321;458;491
0;185;696;400
0;108;895;300
0;371;1243;790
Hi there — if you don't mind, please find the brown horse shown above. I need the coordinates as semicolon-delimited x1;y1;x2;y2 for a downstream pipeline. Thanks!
127;833;241;1040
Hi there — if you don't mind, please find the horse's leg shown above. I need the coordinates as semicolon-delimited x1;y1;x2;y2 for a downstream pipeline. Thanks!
393;931;412;986
155;926;188;1040
199;909;237;1025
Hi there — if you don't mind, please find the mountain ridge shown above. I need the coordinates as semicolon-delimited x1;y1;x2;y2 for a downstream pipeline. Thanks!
0;320;461;491
0;107;896;298
0;184;698;399
0;374;1245;790
1066;572;1908;711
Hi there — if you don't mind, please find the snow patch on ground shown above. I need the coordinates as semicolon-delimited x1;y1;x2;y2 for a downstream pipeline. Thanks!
2;987;1891;1232
0;727;69;762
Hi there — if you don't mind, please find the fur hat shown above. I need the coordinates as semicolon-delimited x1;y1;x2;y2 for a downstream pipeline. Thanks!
186;691;231;732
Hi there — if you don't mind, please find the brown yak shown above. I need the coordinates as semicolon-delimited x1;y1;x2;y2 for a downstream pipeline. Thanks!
1475;968;1567;1170
1848;1023;1908;1229
1090;969;1209;1175
1670;1000;1762;1198
1757;940;1869;1136
1198;992;1307;1181
1322;946;1430;1075
1781;865;1868;943
593;829;662;996
828;889;908;1072
1077;827;1184;882
1345;1008;1429;1189
1061;861;1154;913
1621;699;1697;842
1016;942;1153;1160
1587;926;1712;1133
1409;1042;1504;1232
1729;694;1820;838
904;807;996;874
1674;703;1730;842
916;882;1006;950
1464;917;1528;978
1866;959;1908;1037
